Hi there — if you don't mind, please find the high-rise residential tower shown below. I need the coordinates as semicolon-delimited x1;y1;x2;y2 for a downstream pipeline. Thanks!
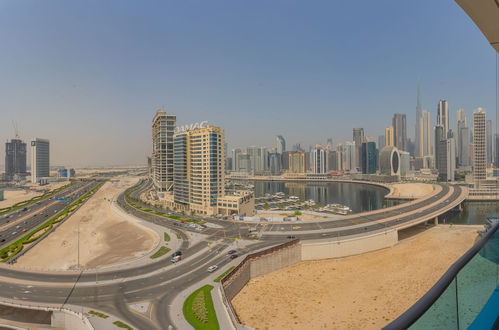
486;120;493;165
4;139;27;181
30;138;50;183
415;87;424;157
361;140;377;174
353;128;365;169
456;109;470;167
392;114;407;151
378;135;386;150
437;138;456;181
437;100;449;137
473;108;487;188
311;145;327;174
275;135;286;154
152;110;176;192
422;110;432;156
434;125;445;172
385;126;394;147
173;125;225;214
288;152;306;173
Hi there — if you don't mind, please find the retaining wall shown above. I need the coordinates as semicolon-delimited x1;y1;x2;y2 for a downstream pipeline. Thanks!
301;229;398;260
221;240;300;309
250;243;301;278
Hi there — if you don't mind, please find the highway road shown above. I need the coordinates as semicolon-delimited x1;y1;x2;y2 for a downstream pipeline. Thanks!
0;177;467;330
0;181;100;249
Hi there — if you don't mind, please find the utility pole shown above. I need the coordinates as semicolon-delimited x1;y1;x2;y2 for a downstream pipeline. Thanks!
77;219;80;269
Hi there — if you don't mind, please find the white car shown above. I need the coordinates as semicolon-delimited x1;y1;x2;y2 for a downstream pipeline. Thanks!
207;265;218;273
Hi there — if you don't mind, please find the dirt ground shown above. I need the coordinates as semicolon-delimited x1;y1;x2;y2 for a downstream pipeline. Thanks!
16;176;159;270
232;225;479;330
0;190;42;209
1;181;70;209
388;183;434;199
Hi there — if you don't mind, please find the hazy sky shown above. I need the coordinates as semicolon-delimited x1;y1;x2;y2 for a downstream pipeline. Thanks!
0;0;497;167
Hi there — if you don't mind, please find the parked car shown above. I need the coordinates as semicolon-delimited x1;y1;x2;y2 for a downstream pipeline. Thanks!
287;235;296;239
227;250;237;255
230;254;238;259
173;250;182;257
207;265;218;272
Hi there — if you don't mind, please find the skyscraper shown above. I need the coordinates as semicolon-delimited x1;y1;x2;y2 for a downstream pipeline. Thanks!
361;140;377;174
152;110;176;193
385;126;394;147
311;146;327;174
392;114;407;151
30;138;50;183
415;86;424;157
437;138;455;182
434;125;445;172
473;108;486;188
4;139;27;181
353;128;365;169
231;148;241;171
486;120;493;165
437;100;449;137
247;146;267;174
378;135;386;150
495;134;499;167
268;152;282;175
422;110;432;156
456;109;469;167
288;152;306;173
173;125;225;214
275;135;286;154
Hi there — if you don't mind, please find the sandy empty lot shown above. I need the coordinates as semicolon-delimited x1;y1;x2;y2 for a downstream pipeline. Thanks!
233;225;479;330
16;176;159;270
0;190;42;209
388;183;434;199
1;181;70;209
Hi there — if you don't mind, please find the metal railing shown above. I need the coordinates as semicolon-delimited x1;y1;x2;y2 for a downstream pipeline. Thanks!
384;218;499;329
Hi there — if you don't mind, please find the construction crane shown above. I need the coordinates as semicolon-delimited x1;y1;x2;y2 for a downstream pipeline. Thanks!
12;120;19;139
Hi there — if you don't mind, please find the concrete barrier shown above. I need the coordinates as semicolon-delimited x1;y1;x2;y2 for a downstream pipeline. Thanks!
0;301;93;330
52;309;94;330
301;229;398;260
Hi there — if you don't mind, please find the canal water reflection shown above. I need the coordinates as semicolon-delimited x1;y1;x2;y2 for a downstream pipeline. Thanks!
252;181;398;214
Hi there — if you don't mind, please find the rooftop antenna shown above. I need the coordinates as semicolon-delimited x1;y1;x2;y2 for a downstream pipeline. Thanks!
12;120;19;139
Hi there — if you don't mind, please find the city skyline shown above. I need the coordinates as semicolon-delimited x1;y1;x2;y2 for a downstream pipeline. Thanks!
0;0;497;167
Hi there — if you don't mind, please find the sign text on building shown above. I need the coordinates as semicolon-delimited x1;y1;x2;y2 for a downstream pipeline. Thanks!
174;121;208;133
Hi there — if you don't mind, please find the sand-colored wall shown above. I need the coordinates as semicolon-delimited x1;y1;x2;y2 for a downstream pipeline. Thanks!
301;230;398;260
223;262;251;301
250;244;302;278
222;240;301;303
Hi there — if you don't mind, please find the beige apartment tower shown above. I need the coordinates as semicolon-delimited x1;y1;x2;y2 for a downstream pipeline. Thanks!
385;126;394;147
152;110;176;192
288;152;306;173
473;108;486;188
172;125;254;216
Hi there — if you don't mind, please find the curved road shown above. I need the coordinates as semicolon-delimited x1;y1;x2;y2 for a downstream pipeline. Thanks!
0;178;467;329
